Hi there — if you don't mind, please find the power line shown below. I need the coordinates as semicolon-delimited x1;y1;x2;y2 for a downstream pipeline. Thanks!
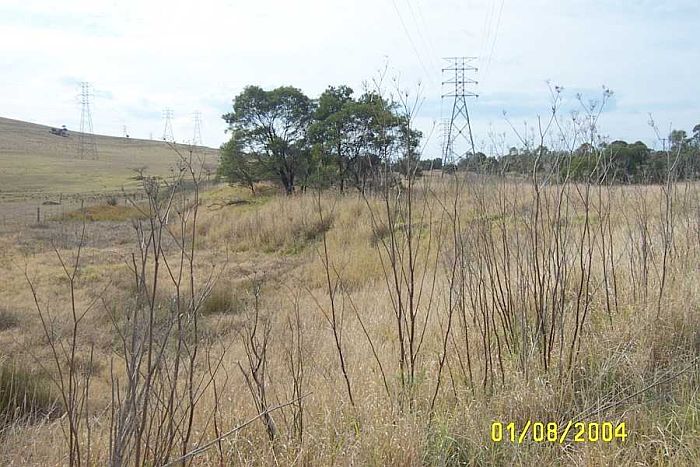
483;0;505;79
478;2;493;62
389;0;434;83
413;1;439;57
403;0;441;76
78;82;98;160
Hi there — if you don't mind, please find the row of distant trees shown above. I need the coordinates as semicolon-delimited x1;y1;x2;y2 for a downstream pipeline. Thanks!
218;85;700;192
452;126;700;183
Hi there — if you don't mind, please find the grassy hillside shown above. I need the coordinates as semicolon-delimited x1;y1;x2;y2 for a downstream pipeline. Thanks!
0;117;218;200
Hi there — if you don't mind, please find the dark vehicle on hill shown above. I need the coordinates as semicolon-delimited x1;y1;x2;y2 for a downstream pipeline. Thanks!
49;125;69;137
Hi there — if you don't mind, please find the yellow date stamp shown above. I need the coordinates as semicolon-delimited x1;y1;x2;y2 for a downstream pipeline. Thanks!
490;421;627;444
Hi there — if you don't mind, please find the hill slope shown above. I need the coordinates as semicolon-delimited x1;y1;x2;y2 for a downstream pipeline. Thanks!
0;117;219;199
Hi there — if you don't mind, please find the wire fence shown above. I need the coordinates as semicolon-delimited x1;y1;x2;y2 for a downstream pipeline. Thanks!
0;180;218;231
0;192;148;230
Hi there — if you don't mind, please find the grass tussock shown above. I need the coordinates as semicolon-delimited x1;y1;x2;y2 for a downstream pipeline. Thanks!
199;281;246;316
0;361;62;429
0;308;19;331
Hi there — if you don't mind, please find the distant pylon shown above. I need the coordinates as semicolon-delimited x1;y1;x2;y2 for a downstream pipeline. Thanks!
122;125;129;137
441;57;478;168
162;108;174;142
440;118;450;162
192;111;202;147
78;82;98;160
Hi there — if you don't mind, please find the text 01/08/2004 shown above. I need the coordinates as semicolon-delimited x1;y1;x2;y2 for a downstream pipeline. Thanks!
490;421;628;444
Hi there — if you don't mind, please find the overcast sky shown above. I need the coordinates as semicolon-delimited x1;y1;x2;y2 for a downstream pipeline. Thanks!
1;0;698;156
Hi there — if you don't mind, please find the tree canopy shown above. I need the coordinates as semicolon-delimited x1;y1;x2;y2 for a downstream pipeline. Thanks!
220;84;420;194
222;86;313;194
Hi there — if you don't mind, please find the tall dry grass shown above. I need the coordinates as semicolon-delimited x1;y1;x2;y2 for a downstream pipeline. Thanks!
0;171;698;465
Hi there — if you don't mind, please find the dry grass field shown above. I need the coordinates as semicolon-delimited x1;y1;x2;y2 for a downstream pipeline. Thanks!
0;117;218;230
0;117;219;197
0;141;698;465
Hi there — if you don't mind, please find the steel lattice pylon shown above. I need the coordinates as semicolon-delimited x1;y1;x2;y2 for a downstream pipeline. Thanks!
78;82;98;160
441;57;478;168
192;111;202;147
162;108;175;142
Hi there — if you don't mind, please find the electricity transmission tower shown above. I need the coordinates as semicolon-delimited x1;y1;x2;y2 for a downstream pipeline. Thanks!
162;108;175;142
441;57;478;168
192;111;202;147
440;118;450;164
78;82;98;160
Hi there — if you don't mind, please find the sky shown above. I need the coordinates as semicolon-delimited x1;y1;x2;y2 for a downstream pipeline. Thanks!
1;0;698;157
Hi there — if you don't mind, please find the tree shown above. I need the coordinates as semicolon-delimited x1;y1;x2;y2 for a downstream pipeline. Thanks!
418;157;442;171
309;88;405;193
608;140;650;182
343;93;396;192
308;86;356;191
218;133;268;195
223;86;313;194
669;129;688;151
575;142;594;156
395;116;423;177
